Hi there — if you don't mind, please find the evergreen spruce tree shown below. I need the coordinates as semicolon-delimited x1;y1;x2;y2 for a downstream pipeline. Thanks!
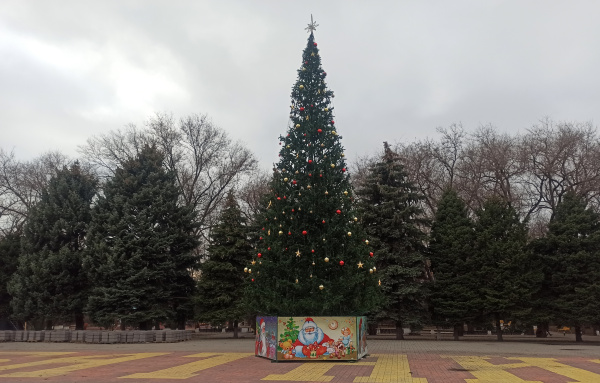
245;25;379;316
84;145;198;330
537;192;600;342
8;163;97;329
429;188;477;340
473;198;542;341
356;143;429;340
0;232;21;328
196;192;251;338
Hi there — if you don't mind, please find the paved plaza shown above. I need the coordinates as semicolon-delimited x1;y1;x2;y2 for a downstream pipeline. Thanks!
1;335;600;382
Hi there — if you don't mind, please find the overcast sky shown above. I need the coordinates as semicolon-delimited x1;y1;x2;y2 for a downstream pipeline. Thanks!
1;1;599;168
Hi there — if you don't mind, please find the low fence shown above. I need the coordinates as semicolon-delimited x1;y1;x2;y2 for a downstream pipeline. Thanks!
0;329;193;343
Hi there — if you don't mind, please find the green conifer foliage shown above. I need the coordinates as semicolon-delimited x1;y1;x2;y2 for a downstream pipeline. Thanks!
8;163;97;329
473;198;542;341
539;192;600;342
196;192;250;337
84;146;198;329
245;32;378;316
356;143;429;340
429;189;477;340
0;232;21;324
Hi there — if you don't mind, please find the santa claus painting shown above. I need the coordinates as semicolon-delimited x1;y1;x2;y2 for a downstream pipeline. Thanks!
257;318;268;357
293;317;334;358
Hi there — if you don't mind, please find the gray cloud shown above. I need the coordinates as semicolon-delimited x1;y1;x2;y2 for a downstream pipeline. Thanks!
1;0;599;166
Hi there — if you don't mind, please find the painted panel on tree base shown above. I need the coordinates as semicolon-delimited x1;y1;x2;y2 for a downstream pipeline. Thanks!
357;316;368;359
277;316;359;361
255;316;277;360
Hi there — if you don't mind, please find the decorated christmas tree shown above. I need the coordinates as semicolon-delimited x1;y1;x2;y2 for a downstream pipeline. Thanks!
245;20;379;316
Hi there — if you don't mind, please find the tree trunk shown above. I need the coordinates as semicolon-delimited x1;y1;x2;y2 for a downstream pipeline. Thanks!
575;325;583;342
75;313;85;330
453;323;461;341
467;322;475;335
139;321;148;330
233;319;239;339
120;321;126;331
395;320;404;340
45;319;53;330
154;320;161;331
494;314;503;341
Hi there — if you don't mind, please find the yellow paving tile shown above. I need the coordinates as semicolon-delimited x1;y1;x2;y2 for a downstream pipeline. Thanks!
0;353;166;378
121;352;252;380
354;354;427;383
512;357;600;383
443;356;542;383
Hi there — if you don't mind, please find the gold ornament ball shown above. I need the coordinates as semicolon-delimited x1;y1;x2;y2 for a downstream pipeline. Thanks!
347;232;352;237
295;124;301;128
295;170;299;174
284;177;288;182
344;191;348;196
319;284;324;290
324;108;329;112
299;84;304;89
332;130;337;135
354;217;358;222
244;267;248;273
321;143;325;147
330;164;335;168
369;268;373;274
373;267;377;272
324;257;329;262
295;279;299;283
302;67;306;71
286;145;290;148
365;240;370;245
325;191;329;195
341;153;345;157
248;269;252;274
278;230;283;235
307;185;311;189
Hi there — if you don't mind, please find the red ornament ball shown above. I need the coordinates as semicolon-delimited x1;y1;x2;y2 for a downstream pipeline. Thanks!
305;61;308;64
300;107;305;111
311;104;314;107
251;278;255;282
342;168;346;172
322;220;325;224
288;231;291;235
302;230;308;235
277;197;281;200
369;252;374;257
314;42;317;46
311;249;315;253
259;237;263;240
257;253;262;258
331;120;335;124
318;129;322;133
262;227;265;231
336;209;342;215
283;196;287;199
291;208;295;212
308;160;313;164
268;247;271;250
339;261;345;266
319;174;323;177
309;173;312;177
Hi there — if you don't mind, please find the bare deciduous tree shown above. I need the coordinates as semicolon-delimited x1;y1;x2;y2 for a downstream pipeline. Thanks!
0;149;70;235
79;113;258;242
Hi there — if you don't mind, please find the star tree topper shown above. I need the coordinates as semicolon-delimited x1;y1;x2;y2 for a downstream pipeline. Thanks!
305;15;318;33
